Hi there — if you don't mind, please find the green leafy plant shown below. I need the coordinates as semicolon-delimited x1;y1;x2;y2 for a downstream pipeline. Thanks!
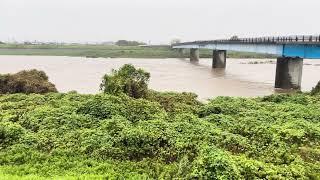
100;64;150;98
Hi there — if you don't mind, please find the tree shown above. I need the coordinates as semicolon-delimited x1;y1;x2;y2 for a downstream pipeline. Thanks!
230;35;239;41
100;64;150;98
0;69;57;94
171;38;181;45
115;40;146;46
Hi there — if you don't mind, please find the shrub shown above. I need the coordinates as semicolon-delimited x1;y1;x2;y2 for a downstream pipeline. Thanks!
0;122;25;148
0;69;57;94
145;90;202;116
191;146;241;179
100;64;150;98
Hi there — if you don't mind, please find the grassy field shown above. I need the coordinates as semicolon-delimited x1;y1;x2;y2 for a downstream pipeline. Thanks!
0;44;275;59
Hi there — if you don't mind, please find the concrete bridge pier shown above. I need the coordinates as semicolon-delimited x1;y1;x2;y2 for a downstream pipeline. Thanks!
212;50;226;68
178;48;185;54
275;57;303;89
190;48;199;61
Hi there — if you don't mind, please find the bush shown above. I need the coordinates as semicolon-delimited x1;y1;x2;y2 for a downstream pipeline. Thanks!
146;90;202;115
100;64;150;98
191;146;241;179
0;122;25;148
0;69;57;94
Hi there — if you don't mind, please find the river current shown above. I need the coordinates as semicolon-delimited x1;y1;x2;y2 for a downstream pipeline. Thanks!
1;55;319;100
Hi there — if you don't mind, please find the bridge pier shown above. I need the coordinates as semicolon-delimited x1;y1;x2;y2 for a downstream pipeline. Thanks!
275;57;303;89
212;50;227;68
190;48;199;61
178;48;185;54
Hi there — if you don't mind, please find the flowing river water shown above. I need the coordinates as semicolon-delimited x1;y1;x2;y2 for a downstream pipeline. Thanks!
0;55;319;100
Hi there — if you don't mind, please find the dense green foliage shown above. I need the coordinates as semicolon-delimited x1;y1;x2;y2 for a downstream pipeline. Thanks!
0;70;57;94
0;91;319;179
0;66;319;179
0;44;275;59
100;64;150;98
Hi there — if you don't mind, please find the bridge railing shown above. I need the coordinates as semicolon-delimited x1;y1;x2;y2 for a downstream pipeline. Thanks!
229;35;320;44
173;35;320;46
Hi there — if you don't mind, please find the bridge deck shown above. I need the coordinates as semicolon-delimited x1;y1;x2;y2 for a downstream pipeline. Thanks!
172;36;320;59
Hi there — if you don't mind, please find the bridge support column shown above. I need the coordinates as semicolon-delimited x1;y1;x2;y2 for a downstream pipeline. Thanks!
212;50;226;68
178;49;185;54
275;57;303;89
190;48;199;61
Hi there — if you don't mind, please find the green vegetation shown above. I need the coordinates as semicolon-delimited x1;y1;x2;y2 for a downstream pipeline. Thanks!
115;40;146;46
0;44;275;59
0;65;319;179
0;70;57;94
100;64;150;98
0;92;319;179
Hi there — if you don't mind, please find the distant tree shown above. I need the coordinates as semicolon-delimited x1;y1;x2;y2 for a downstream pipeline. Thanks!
100;64;150;98
0;41;4;44
116;40;146;46
0;69;57;94
170;38;181;45
230;35;239;41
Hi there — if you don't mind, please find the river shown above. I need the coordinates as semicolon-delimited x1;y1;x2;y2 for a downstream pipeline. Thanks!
0;55;319;100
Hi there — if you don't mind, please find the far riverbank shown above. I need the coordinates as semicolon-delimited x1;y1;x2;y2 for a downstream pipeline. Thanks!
0;44;276;59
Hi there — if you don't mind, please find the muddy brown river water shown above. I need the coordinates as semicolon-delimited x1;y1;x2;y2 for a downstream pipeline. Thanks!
0;55;319;100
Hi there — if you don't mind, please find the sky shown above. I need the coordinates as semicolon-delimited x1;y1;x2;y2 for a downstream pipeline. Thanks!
1;0;319;44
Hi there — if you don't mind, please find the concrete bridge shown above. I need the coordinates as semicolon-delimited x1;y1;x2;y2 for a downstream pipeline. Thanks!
172;35;320;90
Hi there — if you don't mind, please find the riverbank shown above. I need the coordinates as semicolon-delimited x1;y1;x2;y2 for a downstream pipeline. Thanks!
0;44;275;59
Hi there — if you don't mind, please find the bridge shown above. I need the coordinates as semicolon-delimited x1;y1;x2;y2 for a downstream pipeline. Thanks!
172;35;320;90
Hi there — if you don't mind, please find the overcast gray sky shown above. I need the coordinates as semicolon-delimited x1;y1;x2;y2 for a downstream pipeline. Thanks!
1;0;319;44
